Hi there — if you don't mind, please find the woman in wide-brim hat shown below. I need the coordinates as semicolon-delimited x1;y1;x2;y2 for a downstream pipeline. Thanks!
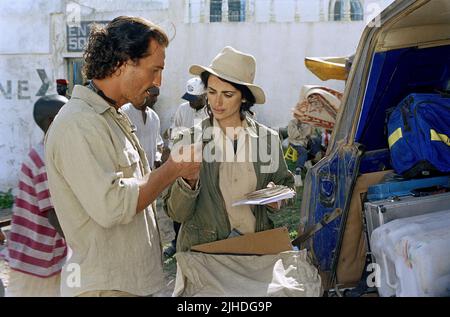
164;46;294;253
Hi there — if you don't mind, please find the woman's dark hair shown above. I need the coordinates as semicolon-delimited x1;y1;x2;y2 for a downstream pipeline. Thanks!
83;16;169;79
200;71;255;122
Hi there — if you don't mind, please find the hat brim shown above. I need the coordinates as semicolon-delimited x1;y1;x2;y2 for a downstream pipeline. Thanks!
182;92;202;102
189;65;266;104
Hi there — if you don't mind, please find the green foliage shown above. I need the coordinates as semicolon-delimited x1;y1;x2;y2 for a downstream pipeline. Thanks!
269;186;303;240
269;155;305;239
289;229;298;241
0;189;14;209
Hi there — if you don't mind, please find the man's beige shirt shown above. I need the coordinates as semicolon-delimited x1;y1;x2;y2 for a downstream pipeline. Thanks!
45;85;164;297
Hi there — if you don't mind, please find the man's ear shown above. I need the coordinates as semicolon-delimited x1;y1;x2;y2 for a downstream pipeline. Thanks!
114;61;127;77
113;67;123;77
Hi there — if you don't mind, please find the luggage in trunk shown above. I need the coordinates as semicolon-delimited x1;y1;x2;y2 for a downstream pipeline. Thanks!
363;192;450;240
367;175;450;201
387;93;450;178
370;209;450;296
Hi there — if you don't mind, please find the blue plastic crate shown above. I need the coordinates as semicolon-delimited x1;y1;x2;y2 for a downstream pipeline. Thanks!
367;175;450;201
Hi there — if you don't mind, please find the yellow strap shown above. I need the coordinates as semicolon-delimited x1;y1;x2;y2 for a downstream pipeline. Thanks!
388;127;403;148
430;129;450;146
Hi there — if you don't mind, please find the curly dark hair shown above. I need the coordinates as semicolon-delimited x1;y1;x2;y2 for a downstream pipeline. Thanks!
83;16;169;80
200;71;255;122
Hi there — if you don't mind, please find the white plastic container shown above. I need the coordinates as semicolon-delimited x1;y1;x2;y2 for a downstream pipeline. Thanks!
371;209;450;297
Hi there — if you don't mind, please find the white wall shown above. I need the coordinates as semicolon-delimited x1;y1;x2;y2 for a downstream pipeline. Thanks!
0;1;64;191
0;56;58;191
0;1;62;54
0;0;377;191
159;20;364;129
0;0;169;191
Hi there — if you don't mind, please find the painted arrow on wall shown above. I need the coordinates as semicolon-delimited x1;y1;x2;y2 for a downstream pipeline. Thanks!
36;69;50;96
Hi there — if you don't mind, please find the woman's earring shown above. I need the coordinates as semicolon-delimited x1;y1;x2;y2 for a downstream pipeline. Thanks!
242;99;247;103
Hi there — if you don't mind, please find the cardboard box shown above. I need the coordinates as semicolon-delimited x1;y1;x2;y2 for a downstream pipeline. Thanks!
191;227;293;255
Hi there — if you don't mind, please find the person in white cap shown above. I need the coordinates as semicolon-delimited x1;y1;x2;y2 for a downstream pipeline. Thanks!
169;77;208;143
164;77;208;258
163;46;294;253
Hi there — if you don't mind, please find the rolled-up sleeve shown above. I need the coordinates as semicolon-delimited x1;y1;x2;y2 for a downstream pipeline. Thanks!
53;116;139;228
164;178;200;223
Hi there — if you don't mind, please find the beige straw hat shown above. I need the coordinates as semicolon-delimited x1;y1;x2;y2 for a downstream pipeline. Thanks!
189;46;266;104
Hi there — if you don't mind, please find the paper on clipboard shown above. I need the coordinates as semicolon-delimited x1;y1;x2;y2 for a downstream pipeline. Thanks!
232;185;296;207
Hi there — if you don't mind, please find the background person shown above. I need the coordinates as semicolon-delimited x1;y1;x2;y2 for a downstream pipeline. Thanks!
56;79;70;98
164;77;208;258
122;86;163;169
287;118;322;175
169;77;208;143
5;95;68;297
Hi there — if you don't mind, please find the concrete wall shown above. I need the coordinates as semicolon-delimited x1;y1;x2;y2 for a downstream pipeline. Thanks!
0;1;63;191
0;0;170;191
160;20;364;130
0;0;390;191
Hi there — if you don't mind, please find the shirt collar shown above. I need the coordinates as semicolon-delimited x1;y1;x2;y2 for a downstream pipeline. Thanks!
71;85;114;115
211;117;259;140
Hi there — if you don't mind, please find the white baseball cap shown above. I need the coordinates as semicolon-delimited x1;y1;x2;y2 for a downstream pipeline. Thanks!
182;77;206;102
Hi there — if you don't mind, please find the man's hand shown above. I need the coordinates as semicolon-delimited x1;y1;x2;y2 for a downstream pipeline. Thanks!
170;143;202;184
137;143;202;212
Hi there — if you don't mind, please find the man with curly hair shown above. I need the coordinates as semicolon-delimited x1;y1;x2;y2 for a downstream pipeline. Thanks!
45;16;201;297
